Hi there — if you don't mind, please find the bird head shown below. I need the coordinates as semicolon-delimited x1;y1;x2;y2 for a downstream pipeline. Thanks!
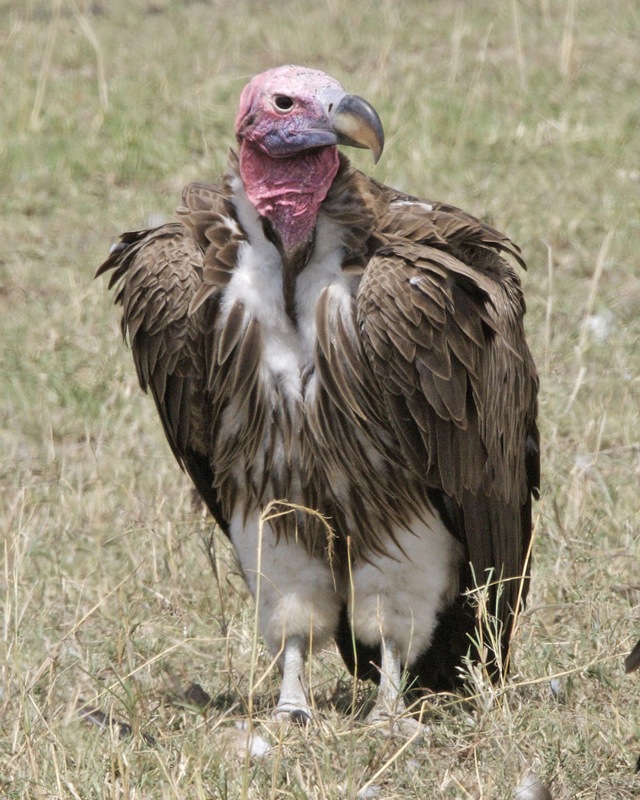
234;65;384;251
235;65;384;163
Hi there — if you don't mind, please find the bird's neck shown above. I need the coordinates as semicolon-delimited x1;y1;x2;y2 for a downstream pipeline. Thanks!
238;141;340;251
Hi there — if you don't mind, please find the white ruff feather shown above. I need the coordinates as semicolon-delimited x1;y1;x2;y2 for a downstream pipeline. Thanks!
220;211;349;652
222;182;356;402
349;512;462;665
219;197;360;475
229;507;341;655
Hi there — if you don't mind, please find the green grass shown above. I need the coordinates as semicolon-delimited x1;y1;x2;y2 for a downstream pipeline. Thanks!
1;0;639;796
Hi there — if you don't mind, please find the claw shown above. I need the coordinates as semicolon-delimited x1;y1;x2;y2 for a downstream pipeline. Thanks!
272;703;312;726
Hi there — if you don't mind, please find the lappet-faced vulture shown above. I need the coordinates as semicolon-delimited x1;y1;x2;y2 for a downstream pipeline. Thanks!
97;65;539;724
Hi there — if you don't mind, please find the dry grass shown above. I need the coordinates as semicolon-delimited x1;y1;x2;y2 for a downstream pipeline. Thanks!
1;0;639;797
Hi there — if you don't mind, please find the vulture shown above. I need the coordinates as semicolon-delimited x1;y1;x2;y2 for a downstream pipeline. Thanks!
97;65;539;724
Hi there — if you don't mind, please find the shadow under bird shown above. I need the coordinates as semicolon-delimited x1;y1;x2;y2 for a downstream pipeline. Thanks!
97;65;540;724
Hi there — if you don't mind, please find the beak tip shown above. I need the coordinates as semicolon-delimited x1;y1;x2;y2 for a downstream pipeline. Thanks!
332;93;385;164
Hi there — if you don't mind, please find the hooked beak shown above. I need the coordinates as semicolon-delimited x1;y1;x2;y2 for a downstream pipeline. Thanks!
329;93;385;164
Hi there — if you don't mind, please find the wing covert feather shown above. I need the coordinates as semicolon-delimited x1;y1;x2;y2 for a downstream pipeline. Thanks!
356;207;539;653
96;181;237;533
358;243;536;504
97;225;203;460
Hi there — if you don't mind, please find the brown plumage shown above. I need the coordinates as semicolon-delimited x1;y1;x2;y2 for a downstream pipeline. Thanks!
97;66;539;723
626;640;640;674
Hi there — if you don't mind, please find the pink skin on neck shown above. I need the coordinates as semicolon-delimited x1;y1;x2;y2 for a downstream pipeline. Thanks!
238;141;339;251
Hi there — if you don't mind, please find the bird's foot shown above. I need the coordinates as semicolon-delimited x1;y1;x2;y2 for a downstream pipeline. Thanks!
271;702;312;726
367;709;429;739
364;636;427;738
366;703;426;738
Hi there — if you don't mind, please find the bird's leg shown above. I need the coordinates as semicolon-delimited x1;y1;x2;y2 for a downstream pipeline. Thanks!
368;636;406;721
272;635;312;725
367;637;426;737
229;508;339;724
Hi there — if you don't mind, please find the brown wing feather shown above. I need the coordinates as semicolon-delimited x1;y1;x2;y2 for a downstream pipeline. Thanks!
96;181;238;534
355;197;539;672
626;639;640;674
96;224;202;461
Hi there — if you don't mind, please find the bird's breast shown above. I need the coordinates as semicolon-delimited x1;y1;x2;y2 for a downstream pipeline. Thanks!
210;212;359;541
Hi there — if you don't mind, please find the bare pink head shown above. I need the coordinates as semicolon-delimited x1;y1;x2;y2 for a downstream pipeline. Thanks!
234;65;384;250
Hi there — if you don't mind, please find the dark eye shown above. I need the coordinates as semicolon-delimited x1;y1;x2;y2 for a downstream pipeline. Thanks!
274;95;294;112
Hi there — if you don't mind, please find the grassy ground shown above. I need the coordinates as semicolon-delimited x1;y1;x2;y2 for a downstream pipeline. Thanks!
1;0;639;797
